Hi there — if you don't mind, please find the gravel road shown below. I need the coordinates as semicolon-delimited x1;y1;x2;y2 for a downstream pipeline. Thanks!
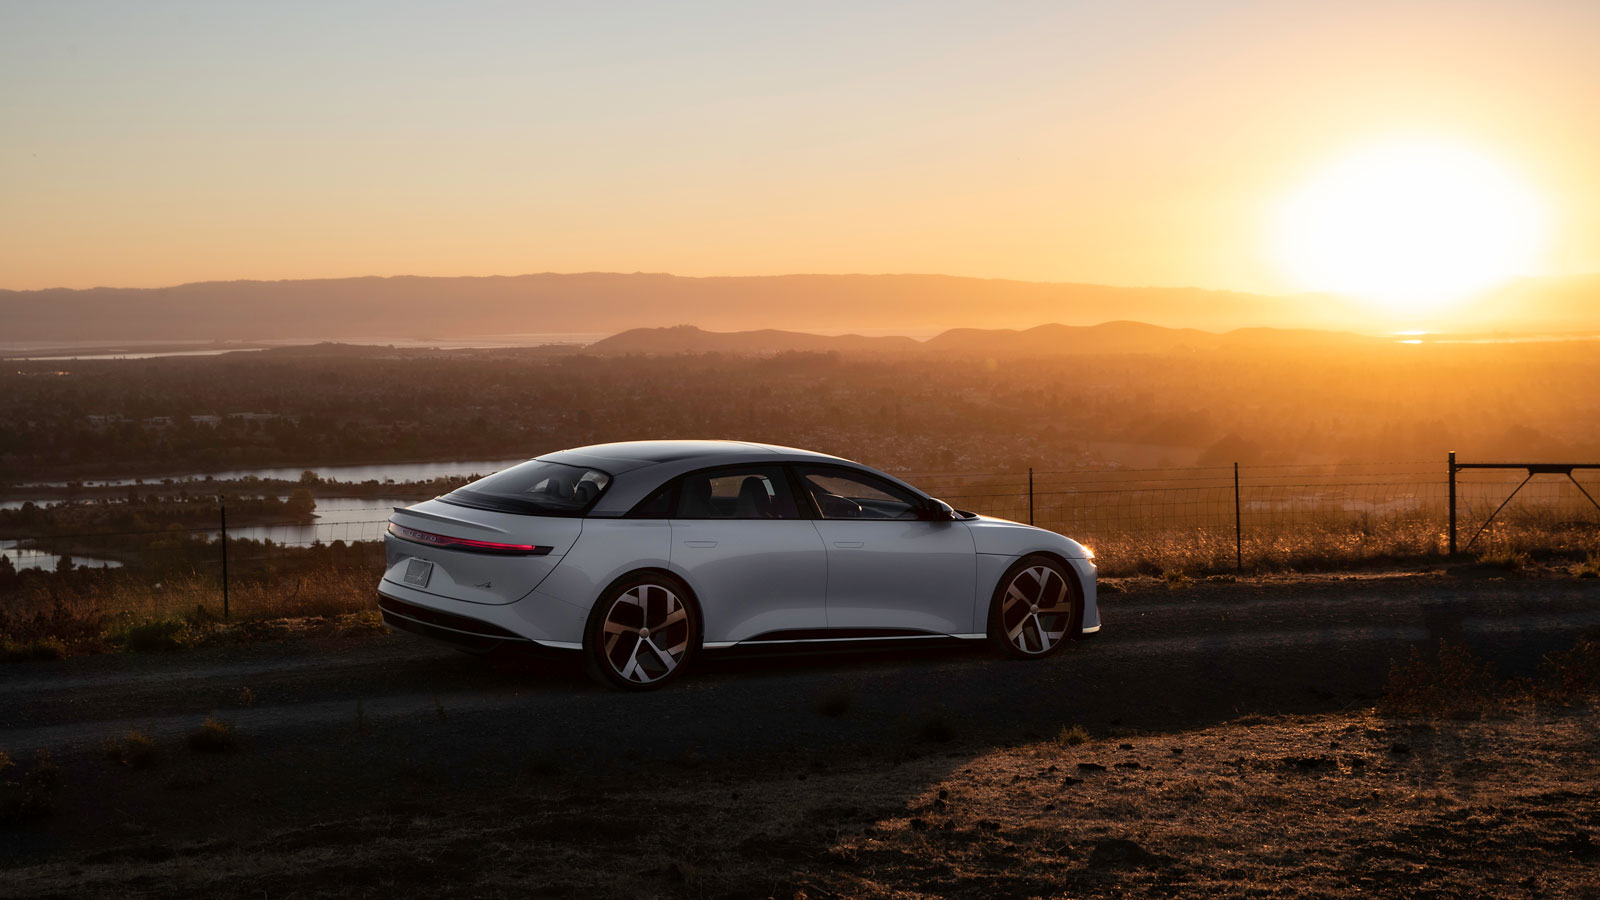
2;568;1597;861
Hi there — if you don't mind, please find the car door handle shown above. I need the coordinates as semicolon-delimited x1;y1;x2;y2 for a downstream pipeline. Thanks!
832;541;864;549
683;541;718;548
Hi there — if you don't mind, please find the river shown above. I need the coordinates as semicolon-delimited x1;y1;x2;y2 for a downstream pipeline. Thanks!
15;459;529;490
2;498;418;572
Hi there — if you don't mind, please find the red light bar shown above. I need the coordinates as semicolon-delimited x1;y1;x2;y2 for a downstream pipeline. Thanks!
387;522;551;556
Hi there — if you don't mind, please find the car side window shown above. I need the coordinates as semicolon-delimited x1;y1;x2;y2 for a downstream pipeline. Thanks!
673;467;801;520
798;467;922;520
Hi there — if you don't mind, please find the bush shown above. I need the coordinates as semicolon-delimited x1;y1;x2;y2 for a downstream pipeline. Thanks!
104;730;160;769
118;618;203;653
1475;548;1530;572
0;637;67;663
187;716;238;753
1056;724;1092;747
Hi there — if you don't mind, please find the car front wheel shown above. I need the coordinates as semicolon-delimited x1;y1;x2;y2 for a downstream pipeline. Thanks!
987;555;1079;659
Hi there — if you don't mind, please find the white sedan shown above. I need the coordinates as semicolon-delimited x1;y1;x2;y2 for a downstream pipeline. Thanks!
378;441;1099;689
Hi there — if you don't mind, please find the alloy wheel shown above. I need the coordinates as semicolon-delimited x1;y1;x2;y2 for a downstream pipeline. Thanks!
998;565;1073;655
600;583;691;684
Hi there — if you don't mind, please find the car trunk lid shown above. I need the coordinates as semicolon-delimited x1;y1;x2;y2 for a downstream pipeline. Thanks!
381;499;582;605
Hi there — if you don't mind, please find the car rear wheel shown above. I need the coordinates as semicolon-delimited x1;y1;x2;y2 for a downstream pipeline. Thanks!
987;555;1079;659
584;573;700;690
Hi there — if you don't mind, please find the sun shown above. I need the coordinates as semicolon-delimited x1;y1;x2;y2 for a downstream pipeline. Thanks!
1275;138;1546;318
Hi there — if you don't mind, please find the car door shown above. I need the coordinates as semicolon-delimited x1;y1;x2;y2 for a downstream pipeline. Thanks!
794;464;978;636
666;465;828;643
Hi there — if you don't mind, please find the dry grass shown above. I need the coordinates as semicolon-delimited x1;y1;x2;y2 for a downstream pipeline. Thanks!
0;749;63;828
1379;636;1600;718
0;636;66;662
7;702;1598;898
1377;641;1504;718
0;567;383;659
1064;516;1600;578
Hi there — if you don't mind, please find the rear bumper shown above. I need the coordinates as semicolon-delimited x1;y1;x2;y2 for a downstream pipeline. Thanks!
377;592;580;656
377;576;589;647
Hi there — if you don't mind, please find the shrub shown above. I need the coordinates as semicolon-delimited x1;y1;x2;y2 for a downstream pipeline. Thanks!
1056;724;1092;747
1475;548;1529;572
118;618;203;653
0;637;67;663
187;716;237;753
104;730;160;769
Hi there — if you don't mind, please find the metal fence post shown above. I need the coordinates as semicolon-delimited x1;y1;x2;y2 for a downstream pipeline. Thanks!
219;497;230;619
1234;462;1242;573
1027;467;1034;526
1447;451;1457;556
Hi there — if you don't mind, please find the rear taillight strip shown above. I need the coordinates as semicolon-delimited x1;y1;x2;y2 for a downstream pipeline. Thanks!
387;522;552;556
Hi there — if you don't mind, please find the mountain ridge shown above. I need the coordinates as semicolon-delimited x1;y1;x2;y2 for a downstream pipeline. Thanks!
3;271;1596;341
586;322;1385;357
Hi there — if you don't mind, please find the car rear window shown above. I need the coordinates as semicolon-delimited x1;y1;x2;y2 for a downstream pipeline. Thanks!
442;460;612;517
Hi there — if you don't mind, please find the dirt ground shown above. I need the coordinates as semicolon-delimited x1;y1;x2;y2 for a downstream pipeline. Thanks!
3;567;1598;898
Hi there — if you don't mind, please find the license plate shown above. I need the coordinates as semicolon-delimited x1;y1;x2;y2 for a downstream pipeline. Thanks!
402;558;433;588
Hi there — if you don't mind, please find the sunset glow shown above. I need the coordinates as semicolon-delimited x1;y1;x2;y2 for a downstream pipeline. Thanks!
1275;139;1547;316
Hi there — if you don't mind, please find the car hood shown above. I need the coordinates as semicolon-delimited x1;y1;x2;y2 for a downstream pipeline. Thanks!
963;514;1094;560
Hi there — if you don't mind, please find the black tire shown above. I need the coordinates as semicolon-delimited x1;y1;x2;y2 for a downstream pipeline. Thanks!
583;571;701;691
986;554;1080;659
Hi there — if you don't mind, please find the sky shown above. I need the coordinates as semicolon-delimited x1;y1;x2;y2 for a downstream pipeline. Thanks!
2;0;1598;294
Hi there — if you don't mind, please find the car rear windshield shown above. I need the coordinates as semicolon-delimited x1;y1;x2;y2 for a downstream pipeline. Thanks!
442;460;612;517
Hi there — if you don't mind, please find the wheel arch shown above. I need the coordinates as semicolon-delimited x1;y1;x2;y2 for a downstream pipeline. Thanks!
991;550;1087;638
591;566;706;648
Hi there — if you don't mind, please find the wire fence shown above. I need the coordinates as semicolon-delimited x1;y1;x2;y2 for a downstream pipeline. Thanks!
4;458;1599;600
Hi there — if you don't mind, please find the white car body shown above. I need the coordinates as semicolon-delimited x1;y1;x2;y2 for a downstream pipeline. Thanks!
377;441;1099;663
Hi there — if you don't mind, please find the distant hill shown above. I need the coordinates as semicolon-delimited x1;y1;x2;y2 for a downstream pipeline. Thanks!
0;273;1299;342
3;271;1594;343
583;322;1384;358
587;325;922;356
924;321;1222;356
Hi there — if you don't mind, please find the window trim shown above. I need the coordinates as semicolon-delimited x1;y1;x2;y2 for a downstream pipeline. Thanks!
790;463;930;522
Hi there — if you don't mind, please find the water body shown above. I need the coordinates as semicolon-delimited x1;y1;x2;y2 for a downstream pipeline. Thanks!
17;459;529;490
3;333;607;361
0;540;123;573
1;499;412;574
211;497;413;546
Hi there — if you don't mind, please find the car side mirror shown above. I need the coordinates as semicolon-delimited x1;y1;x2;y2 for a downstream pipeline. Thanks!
918;498;958;521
